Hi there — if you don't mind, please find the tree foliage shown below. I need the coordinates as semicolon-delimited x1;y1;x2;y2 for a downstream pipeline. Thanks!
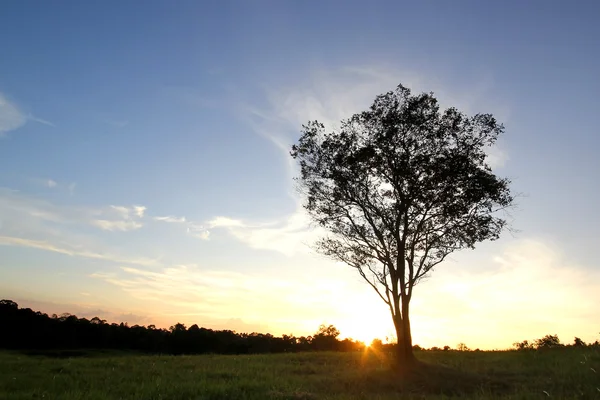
291;84;514;364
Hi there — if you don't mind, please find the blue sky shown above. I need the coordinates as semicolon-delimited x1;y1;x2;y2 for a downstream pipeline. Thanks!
1;1;599;348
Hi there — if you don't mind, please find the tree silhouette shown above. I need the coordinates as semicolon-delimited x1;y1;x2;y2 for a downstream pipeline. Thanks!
291;84;514;367
315;324;340;338
0;300;364;355
534;334;562;349
311;324;341;351
457;342;470;351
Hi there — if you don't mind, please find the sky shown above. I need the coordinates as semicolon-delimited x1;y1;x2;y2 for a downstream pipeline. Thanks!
1;1;599;349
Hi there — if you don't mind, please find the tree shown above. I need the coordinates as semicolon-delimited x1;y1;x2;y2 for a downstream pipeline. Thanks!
312;324;341;351
456;342;470;351
315;324;340;338
291;84;514;367
534;334;562;349
513;340;534;350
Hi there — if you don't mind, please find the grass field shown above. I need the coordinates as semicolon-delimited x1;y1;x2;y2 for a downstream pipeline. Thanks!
1;347;599;399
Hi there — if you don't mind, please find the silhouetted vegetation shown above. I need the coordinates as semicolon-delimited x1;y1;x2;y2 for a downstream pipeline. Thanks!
291;84;514;366
4;299;596;360
0;300;363;355
513;334;599;351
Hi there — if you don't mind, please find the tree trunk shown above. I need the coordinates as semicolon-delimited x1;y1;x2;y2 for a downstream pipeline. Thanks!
393;299;416;368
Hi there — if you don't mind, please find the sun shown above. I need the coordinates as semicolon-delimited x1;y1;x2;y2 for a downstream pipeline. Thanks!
338;317;390;346
330;292;394;346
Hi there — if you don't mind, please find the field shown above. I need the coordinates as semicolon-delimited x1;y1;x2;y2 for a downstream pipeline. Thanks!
1;347;599;399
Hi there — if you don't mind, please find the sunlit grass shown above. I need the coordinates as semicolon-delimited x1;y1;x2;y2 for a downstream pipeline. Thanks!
1;347;599;399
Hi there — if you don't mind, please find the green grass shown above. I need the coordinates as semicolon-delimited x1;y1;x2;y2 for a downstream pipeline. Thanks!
1;347;599;399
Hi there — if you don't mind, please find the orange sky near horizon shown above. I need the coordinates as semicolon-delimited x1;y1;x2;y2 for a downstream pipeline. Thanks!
6;238;599;350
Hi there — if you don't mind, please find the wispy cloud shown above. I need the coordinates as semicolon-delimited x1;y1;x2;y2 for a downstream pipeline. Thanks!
90;220;143;232
30;178;77;193
208;217;245;228
208;65;511;256
152;215;216;241
153;216;212;240
240;65;510;175
202;67;423;255
90;205;146;231
0;235;160;267
91;263;356;334
0;188;158;265
154;215;186;223
205;206;320;256
27;114;55;127
0;93;54;136
202;67;418;255
186;223;210;240
0;93;27;136
110;205;146;219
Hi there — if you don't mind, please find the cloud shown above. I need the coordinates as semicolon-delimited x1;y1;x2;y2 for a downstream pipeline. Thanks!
153;216;213;240
211;65;511;255
189;230;210;240
109;205;145;219
154;215;186;223
202;67;418;255
208;216;245;228
184;223;210;240
91;263;355;334
90;204;146;231
27;114;55;127
90;220;143;232
31;178;78;193
0;188;158;265
0;235;161;267
205;205;321;256
133;205;146;218
0;93;54;136
242;65;508;159
486;144;509;169
0;93;27;136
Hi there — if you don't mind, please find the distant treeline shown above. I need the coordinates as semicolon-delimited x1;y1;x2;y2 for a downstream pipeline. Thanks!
511;334;599;350
0;300;364;354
